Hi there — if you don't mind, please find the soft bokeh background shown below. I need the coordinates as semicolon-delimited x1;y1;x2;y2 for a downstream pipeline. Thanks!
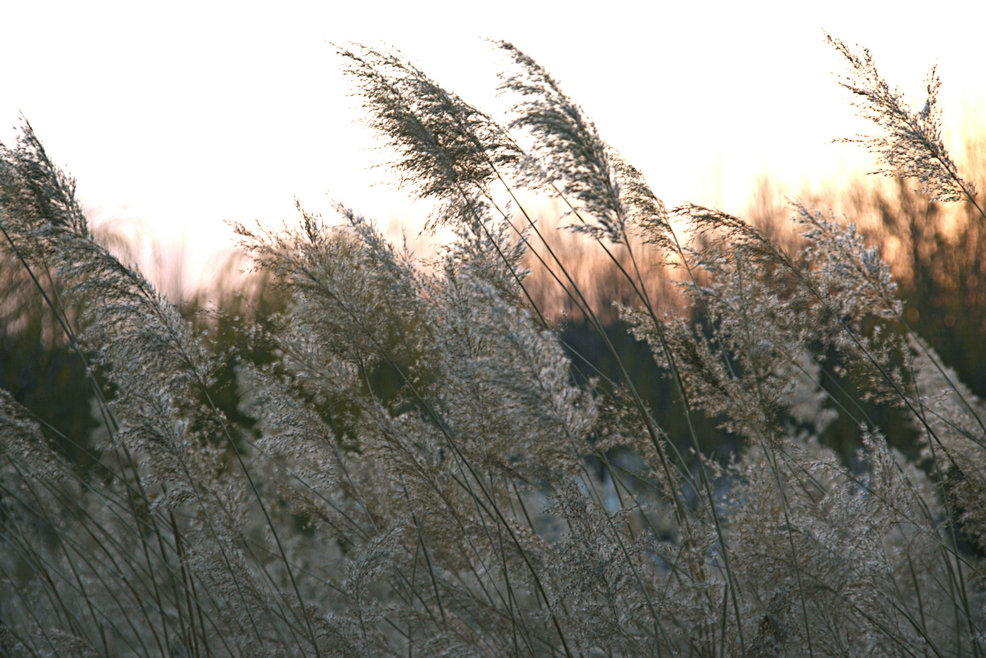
2;0;986;496
2;0;983;297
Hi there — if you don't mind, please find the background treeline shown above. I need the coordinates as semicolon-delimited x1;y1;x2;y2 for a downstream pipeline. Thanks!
3;150;984;467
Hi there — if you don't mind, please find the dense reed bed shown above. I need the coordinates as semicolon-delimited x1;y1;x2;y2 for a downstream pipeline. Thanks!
0;36;983;656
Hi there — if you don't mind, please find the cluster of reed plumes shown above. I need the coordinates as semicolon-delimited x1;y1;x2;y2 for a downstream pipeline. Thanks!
1;36;984;656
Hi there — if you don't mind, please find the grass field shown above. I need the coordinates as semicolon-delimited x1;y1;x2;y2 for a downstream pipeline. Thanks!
0;36;983;656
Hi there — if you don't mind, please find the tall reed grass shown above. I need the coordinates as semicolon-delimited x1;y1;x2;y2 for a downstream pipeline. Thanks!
0;36;983;656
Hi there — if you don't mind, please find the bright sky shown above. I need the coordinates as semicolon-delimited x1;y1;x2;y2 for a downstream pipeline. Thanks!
1;0;982;296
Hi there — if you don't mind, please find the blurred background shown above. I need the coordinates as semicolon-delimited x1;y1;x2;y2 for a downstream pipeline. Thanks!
2;0;983;293
2;0;984;462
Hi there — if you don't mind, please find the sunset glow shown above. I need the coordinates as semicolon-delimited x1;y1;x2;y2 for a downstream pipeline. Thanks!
2;0;982;293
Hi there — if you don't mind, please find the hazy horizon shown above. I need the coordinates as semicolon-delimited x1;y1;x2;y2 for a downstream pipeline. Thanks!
2;0;983;296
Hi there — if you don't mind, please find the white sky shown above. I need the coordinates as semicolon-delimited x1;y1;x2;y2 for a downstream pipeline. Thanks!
1;0;983;296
